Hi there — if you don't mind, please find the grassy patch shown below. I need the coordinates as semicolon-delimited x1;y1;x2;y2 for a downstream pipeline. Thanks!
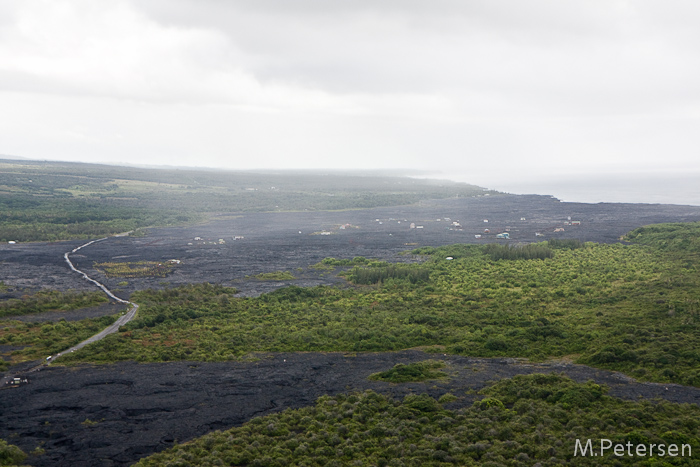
93;261;176;278
369;360;447;383
252;271;296;281
0;314;119;362
0;290;108;318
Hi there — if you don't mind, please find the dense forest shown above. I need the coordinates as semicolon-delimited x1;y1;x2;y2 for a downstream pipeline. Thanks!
0;159;492;242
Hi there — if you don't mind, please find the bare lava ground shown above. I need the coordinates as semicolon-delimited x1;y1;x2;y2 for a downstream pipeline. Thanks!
2;195;700;466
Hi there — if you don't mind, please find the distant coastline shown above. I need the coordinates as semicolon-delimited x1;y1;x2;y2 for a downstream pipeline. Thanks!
432;170;700;206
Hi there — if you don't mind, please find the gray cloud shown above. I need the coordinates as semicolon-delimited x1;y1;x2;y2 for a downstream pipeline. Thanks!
0;0;699;194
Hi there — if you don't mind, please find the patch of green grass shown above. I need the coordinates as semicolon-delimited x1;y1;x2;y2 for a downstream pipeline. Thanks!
252;271;296;281
369;360;447;383
0;314;119;363
0;290;108;318
93;261;176;278
81;418;103;427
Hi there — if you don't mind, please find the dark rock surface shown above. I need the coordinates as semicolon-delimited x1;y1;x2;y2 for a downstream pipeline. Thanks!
3;352;700;467
2;195;700;466
3;195;700;300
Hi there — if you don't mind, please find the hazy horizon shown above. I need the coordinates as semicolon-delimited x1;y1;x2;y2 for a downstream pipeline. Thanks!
2;1;699;193
3;154;699;207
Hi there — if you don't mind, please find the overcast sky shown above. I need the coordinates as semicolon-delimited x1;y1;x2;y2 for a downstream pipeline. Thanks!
1;1;699;198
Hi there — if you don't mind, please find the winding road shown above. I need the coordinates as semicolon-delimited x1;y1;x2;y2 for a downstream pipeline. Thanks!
57;237;139;358
2;236;138;386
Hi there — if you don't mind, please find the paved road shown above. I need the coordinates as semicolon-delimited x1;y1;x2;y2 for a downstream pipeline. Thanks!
57;238;139;357
2;237;138;386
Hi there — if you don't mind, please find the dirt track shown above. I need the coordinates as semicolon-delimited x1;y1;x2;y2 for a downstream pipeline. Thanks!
2;194;700;466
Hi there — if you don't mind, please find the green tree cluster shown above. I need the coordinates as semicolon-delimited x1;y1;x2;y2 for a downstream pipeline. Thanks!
133;374;700;467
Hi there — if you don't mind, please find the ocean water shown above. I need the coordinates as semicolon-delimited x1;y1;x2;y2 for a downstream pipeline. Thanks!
443;172;700;207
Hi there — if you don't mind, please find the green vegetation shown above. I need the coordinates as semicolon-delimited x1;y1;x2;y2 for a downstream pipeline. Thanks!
312;257;391;271
48;224;700;387
81;418;103;427
484;243;553;261
253;271;297;281
134;374;700;467
0;290;107;318
320;257;374;266
409;244;483;259
0;159;492;242
93;260;177;278
548;238;585;250
0;439;26;466
368;360;447;383
625;221;700;255
346;264;430;285
0;315;119;362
